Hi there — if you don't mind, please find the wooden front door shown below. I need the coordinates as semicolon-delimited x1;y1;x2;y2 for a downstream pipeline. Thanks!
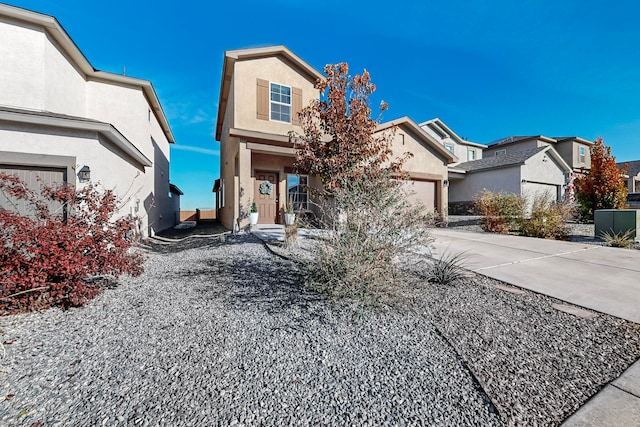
254;171;279;224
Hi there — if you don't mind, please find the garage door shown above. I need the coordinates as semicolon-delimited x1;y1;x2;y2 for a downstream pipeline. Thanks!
523;182;560;202
401;180;437;213
0;165;67;217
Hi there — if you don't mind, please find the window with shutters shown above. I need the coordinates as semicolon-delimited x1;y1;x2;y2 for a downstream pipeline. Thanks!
579;146;586;163
270;83;291;123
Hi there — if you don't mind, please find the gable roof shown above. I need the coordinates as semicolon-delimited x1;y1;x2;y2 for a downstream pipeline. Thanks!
488;135;557;147
215;45;324;141
0;3;175;144
553;136;594;146
419;118;486;148
455;145;570;173
377;116;458;164
618;160;640;177
0;106;152;168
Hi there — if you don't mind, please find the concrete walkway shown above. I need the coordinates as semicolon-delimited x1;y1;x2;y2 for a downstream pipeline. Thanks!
429;228;640;426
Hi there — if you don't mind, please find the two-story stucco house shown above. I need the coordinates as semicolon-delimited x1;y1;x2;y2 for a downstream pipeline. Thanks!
214;46;456;230
0;4;179;236
484;135;593;174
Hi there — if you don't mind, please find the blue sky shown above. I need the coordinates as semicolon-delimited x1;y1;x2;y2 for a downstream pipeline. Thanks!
7;1;640;209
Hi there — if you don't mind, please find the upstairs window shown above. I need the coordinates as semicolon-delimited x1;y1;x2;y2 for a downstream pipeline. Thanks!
270;83;291;123
468;148;476;161
579;146;586;163
495;149;506;157
445;143;454;152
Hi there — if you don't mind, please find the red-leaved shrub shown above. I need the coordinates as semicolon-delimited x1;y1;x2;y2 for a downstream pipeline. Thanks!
0;173;143;314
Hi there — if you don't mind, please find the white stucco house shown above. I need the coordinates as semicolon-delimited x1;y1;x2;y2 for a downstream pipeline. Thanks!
419;119;575;213
0;4;180;236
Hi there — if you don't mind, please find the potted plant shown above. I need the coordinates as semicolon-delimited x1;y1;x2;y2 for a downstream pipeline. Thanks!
249;202;259;225
284;199;296;225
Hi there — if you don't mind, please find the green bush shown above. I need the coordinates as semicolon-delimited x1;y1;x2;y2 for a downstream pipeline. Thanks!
518;192;575;240
425;249;469;286
475;190;524;233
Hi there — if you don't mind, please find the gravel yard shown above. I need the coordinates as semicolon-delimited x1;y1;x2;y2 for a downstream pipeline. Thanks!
2;231;640;426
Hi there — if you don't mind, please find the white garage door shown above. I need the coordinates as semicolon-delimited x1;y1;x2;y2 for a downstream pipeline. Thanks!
0;165;67;217
401;180;437;213
523;182;560;202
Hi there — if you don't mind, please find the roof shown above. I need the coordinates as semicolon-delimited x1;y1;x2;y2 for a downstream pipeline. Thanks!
488;135;557;147
454;146;570;174
377;116;458;164
553;136;594;146
488;135;593;148
0;4;175;144
419;118;487;148
215;45;324;141
0;106;152;168
618;160;640;176
169;183;184;195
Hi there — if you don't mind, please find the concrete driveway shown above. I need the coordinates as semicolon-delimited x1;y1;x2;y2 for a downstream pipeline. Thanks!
430;229;640;324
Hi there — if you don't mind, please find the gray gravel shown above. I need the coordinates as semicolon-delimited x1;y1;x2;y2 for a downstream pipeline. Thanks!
0;234;500;427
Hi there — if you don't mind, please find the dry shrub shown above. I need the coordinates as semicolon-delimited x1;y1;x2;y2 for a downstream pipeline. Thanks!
305;175;433;304
518;192;575;239
475;190;524;233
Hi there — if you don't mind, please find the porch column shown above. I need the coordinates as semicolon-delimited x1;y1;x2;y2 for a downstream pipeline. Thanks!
237;141;252;229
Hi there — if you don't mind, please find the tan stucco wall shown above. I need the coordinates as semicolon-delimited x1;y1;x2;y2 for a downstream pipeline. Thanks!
233;56;317;136
554;140;591;171
388;126;449;215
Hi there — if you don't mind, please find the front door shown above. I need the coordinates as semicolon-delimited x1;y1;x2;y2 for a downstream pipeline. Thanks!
254;171;278;224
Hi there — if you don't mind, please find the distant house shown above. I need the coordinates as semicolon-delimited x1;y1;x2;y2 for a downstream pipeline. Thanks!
484;135;593;174
448;146;572;213
214;46;456;229
619;160;640;193
420;118;487;164
378;117;457;216
0;4;179;236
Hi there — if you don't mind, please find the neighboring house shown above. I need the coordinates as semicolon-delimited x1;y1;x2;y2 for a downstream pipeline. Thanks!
420;118;487;163
484;135;593;174
214;46;456;229
0;4;179;236
619;160;640;193
448;146;572;213
378;117;457;216
214;46;323;230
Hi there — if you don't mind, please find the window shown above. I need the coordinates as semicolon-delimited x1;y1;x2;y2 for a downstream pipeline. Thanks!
468;148;476;161
579;146;586;163
445;143;454;152
270;83;291;123
287;174;309;210
495;149;506;157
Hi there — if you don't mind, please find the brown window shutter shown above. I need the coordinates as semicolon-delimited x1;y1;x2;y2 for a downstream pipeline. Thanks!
257;79;269;120
292;87;302;126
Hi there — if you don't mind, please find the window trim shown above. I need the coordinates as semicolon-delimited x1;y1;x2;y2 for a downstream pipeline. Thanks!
269;82;292;123
495;149;506;157
579;146;586;163
468;148;476;161
444;143;454;153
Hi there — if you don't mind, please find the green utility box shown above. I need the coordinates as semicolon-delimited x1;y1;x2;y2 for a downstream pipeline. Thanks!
594;209;640;241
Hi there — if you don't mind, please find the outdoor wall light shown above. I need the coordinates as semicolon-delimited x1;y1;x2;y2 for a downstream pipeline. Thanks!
521;179;527;183
79;166;91;182
443;180;449;187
